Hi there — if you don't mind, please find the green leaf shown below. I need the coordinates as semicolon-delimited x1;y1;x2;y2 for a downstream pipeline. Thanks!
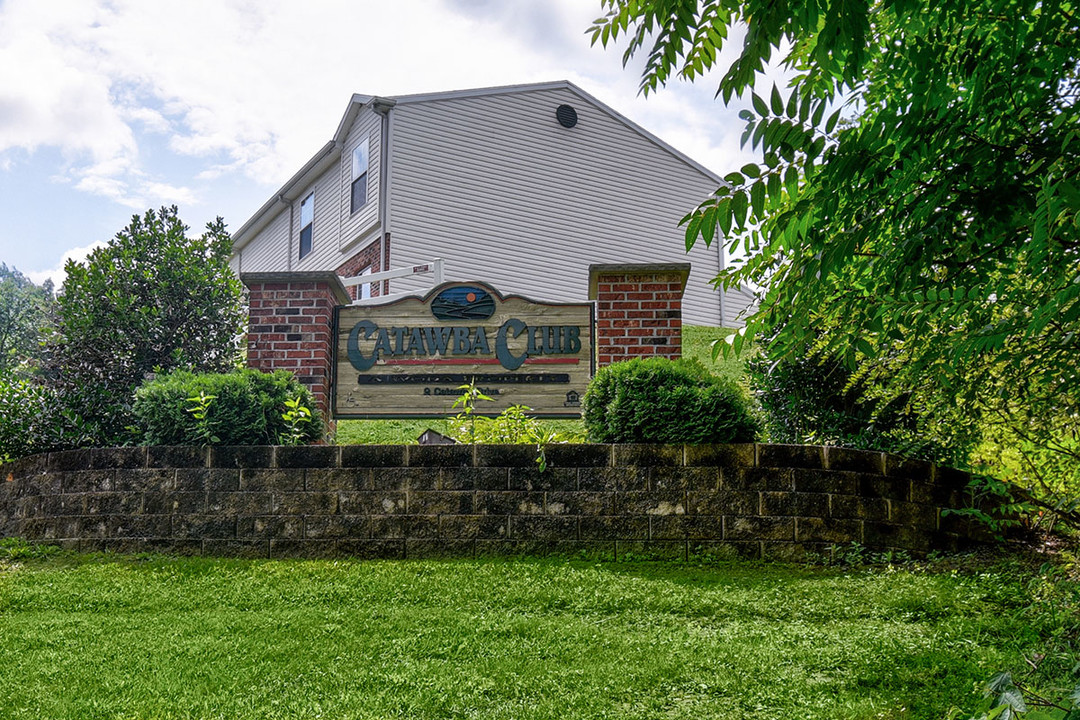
751;92;769;116
770;84;784;115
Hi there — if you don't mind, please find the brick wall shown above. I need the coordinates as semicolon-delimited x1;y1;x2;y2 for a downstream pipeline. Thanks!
0;444;996;560
240;272;352;424
589;263;690;366
334;237;388;301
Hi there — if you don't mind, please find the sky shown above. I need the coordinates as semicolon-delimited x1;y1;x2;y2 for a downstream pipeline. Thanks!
0;0;766;288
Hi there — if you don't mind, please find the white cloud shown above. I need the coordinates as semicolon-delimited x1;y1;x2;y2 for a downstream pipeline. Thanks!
25;240;108;289
1;0;781;280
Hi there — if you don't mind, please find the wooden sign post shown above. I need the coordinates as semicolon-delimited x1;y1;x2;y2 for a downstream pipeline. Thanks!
333;282;594;418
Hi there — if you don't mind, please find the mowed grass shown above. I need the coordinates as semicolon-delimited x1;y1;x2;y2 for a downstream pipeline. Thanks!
336;326;747;445
0;551;1068;720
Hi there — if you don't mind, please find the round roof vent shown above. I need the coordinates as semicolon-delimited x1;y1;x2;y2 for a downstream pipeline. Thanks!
555;104;578;129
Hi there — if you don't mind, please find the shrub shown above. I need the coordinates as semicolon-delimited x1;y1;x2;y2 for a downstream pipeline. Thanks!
583;358;761;444
0;379;93;461
132;369;323;446
747;341;975;466
43;206;244;445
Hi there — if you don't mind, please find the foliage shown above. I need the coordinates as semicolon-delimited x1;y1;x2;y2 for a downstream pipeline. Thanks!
679;325;746;381
42;206;245;445
0;537;63;561
0;378;93;462
0;264;53;378
0;552;1076;719
590;0;1080;514
748;337;975;464
448;381;584;471
583;357;761;443
280;394;315;446
185;392;219;446
333;418;587;445
131;369;322;446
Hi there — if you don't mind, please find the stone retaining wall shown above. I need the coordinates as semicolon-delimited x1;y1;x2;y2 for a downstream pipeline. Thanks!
0;444;989;560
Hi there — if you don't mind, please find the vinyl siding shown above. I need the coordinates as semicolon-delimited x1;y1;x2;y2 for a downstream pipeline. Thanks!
386;87;727;326
234;109;382;276
337;107;381;251
238;208;290;273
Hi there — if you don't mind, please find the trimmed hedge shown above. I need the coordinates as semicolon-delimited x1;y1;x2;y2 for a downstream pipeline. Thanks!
132;369;322;446
582;358;761;444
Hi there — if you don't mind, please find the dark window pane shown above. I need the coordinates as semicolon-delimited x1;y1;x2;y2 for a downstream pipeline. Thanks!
299;224;312;259
351;173;368;213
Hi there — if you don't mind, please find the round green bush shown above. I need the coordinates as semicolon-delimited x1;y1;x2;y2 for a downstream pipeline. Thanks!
132;369;323;446
583;357;761;444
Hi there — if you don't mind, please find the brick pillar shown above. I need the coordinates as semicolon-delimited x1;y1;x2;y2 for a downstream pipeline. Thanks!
240;272;351;433
588;263;691;367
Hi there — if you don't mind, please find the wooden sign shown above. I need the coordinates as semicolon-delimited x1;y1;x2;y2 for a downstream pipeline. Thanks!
333;282;594;418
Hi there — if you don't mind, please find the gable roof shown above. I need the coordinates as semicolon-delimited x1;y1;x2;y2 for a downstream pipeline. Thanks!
232;80;722;252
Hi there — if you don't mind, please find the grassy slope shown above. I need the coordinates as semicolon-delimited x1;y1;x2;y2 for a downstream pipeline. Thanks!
0;551;1068;720
336;326;750;445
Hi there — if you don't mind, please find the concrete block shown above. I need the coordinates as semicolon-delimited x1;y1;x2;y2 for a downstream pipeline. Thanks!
240;468;305;492
341;445;405;468
545;491;612;515
758;444;824;469
825;447;884;474
276;446;338;468
725;516;794;542
612;444;682;467
650;467;720;491
147;446;208;469
578;467;647;492
306;468;368;492
371;467;439;491
408;445;473;468
210;446;273;469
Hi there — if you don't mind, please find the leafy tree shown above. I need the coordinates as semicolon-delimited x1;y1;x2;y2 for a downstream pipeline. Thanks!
0;264;53;377
43;206;244;445
591;0;1080;511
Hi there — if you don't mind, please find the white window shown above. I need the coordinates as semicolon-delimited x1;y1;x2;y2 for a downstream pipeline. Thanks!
299;193;314;260
351;139;369;213
359;265;373;300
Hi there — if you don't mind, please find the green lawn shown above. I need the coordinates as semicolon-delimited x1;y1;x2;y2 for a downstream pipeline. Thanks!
336;326;748;445
1;547;1074;719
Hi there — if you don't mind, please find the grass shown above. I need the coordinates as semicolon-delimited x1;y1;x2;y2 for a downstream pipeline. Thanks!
1;544;1076;719
336;326;749;445
680;324;750;383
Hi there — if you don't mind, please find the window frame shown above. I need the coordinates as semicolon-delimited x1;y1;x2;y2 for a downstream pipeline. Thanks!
299;192;314;260
358;265;373;300
350;138;370;214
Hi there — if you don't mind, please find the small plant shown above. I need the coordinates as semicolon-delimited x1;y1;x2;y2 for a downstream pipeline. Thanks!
948;671;1080;720
185;391;219;445
942;475;1036;539
0;537;62;560
450;380;493;445
279;394;313;446
447;381;582;472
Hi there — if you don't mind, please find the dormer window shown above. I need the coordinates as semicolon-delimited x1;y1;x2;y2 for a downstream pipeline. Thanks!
299;193;314;260
351;139;369;213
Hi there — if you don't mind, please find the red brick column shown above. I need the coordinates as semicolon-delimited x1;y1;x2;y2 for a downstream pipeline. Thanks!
588;263;691;367
240;272;351;432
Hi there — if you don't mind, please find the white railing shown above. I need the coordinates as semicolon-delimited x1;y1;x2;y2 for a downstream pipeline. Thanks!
342;258;444;305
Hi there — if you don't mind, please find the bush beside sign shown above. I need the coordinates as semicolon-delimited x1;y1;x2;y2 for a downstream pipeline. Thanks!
333;282;594;418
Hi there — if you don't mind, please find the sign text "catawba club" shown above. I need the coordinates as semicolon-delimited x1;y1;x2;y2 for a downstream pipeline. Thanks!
333;282;594;419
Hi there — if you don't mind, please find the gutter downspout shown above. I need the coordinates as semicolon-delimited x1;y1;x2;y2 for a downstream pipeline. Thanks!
373;98;396;295
717;225;726;328
284;194;294;271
